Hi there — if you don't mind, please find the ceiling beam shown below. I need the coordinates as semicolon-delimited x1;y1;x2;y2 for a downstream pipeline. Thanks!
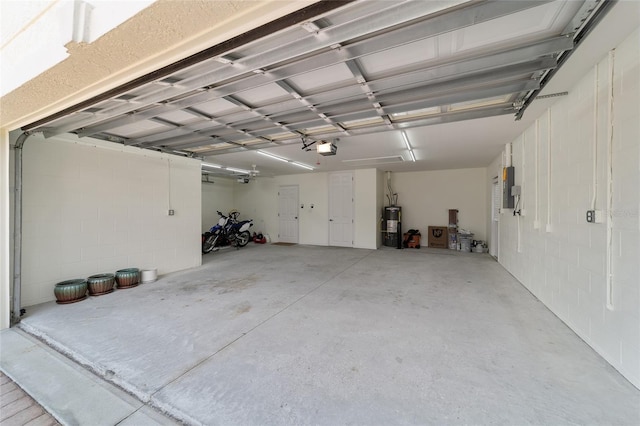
35;0;550;137
274;80;349;136
195;104;515;156
344;59;394;128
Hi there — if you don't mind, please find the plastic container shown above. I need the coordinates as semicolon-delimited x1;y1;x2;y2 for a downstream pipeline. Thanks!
141;269;157;283
458;234;474;252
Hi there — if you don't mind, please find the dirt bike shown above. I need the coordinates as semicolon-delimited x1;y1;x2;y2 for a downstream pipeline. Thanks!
202;210;253;254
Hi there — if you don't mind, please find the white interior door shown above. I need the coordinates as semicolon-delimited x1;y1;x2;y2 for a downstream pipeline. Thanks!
490;179;500;258
329;172;353;247
278;185;299;243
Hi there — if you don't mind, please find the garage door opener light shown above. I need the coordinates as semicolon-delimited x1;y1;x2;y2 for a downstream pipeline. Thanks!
317;141;337;156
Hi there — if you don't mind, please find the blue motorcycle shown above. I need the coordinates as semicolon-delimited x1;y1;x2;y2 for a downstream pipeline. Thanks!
202;210;253;254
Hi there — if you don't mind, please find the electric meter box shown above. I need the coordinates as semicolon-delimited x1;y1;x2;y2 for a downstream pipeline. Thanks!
503;166;515;208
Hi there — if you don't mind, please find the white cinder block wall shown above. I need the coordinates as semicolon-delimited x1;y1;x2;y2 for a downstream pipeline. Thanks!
17;133;202;306
490;29;639;388
202;177;235;232
390;168;488;241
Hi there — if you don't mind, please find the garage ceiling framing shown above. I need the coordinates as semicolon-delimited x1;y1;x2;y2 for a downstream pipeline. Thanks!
23;0;611;160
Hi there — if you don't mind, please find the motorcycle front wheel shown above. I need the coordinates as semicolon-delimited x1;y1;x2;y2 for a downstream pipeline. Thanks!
236;231;251;247
202;233;220;254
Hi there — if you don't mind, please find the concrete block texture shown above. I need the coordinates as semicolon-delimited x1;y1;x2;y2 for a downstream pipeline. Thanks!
493;28;640;388
16;133;202;307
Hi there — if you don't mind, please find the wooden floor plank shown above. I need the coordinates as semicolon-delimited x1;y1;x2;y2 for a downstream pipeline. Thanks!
0;373;60;426
24;414;59;426
0;396;32;421
1;389;24;407
2;405;45;426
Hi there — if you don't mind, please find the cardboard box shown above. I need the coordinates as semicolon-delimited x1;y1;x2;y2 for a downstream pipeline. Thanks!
427;226;448;248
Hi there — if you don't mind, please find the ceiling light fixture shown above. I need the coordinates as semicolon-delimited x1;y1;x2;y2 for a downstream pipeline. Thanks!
292;162;314;170
257;150;289;163
257;150;314;170
401;131;416;162
202;162;222;169
226;166;251;174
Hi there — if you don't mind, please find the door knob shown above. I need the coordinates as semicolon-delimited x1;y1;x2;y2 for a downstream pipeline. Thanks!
295;216;298;219
329;219;333;221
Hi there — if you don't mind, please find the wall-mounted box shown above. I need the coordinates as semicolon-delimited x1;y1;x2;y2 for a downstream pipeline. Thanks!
503;166;514;208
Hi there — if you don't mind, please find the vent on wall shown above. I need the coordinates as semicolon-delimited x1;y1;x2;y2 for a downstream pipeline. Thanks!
342;156;404;167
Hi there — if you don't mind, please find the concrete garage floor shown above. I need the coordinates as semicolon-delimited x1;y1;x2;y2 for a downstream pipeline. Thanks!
9;245;640;425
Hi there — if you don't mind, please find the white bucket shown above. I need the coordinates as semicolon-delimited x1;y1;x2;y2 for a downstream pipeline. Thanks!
141;269;157;283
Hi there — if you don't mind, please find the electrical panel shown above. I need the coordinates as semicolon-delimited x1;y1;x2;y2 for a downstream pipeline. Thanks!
503;166;514;208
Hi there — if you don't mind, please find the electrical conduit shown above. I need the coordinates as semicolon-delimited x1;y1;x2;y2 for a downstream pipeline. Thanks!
606;50;615;310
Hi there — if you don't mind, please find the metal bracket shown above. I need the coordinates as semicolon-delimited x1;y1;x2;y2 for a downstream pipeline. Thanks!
301;137;317;151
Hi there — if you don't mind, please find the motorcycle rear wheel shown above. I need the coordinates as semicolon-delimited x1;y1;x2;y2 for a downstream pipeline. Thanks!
236;231;251;247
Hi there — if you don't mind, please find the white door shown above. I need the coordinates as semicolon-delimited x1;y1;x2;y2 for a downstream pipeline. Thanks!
490;179;500;258
329;172;353;247
278;185;299;243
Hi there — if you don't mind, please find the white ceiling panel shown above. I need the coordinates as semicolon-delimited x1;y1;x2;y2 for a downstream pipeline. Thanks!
453;2;579;54
233;83;291;106
287;63;355;92
358;37;438;75
192;98;240;116
155;109;203;125
107;120;172;138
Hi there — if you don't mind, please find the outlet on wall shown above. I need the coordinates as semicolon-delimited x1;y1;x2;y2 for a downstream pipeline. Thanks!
586;210;603;223
168;209;175;216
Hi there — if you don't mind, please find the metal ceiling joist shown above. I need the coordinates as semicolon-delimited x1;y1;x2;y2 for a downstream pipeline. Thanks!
344;59;394;128
213;68;544;131
516;0;615;120
274;80;349;135
20;0;611;166
194;103;515;156
319;79;538;122
71;32;568;145
117;51;556;149
33;0;550;138
192;79;537;146
23;0;355;132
